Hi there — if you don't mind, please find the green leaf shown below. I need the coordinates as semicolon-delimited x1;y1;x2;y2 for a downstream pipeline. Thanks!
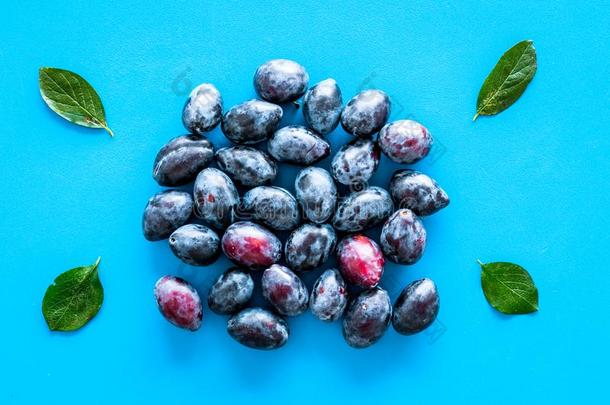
473;40;537;120
42;257;104;331
39;67;114;136
478;261;539;314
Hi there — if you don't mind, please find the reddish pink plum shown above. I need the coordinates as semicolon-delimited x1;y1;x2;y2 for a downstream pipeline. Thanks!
154;276;202;331
337;235;385;288
221;221;282;270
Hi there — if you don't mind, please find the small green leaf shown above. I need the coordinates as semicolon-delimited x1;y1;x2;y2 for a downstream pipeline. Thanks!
478;260;539;314
39;67;113;136
473;40;537;120
42;257;104;331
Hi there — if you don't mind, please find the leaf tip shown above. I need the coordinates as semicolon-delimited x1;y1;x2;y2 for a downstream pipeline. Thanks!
38;67;54;80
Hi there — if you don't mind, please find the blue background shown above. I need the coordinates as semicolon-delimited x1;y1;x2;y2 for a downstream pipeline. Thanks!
1;1;608;403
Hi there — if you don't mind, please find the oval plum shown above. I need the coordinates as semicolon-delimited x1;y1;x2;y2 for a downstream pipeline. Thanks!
253;59;309;103
193;168;239;229
221;221;282;270
154;275;202;331
379;120;433;164
310;269;348;322
342;287;392;348
262;264;309;316
208;269;254;315
227;307;289;350
152;134;214;187
392;278;439;335
380;209;426;265
168;224;220;266
336;234;384;288
142;190;193;241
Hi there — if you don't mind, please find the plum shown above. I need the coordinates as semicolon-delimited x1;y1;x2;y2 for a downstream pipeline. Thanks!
343;287;392;348
392;278;439;335
341;90;390;137
221;221;282;270
154;275;202;331
182;83;223;135
254;59;309;103
336;234;384;288
262;264;309;316
208;269;254;315
142;190;193;241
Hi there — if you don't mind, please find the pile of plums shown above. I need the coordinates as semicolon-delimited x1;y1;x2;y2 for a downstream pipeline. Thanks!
143;59;449;350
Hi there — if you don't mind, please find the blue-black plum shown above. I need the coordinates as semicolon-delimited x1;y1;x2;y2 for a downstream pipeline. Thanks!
208;268;254;315
254;59;309;103
182;83;223;135
303;79;342;134
392;278;439;335
143;190;193;241
169;224;220;266
227;307;289;350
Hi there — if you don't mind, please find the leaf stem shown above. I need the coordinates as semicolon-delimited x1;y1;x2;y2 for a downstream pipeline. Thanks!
476;259;484;266
472;112;480;121
94;256;102;269
102;124;114;137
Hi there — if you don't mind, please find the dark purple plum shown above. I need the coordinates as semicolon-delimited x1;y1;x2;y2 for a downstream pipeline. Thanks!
285;223;336;271
154;275;202;331
253;59;309;103
262;264;309;316
221;100;283;144
152;135;214;187
236;186;300;231
221;221;282;270
379;120;433;164
341;90;390;137
332;187;393;232
337;235;384;289
310;269;348;322
294;167;337;224
302;78;342;135
331;138;381;186
392;278;439;335
168;224;220;266
389;170;449;216
267;126;330;165
193;168;239;229
227;307;289;350
342;287;392;348
142;190;193;241
215;146;277;187
208;268;254;315
182;83;223;135
380;209;426;264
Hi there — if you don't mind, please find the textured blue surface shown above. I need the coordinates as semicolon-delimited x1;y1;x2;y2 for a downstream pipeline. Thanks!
1;1;609;403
